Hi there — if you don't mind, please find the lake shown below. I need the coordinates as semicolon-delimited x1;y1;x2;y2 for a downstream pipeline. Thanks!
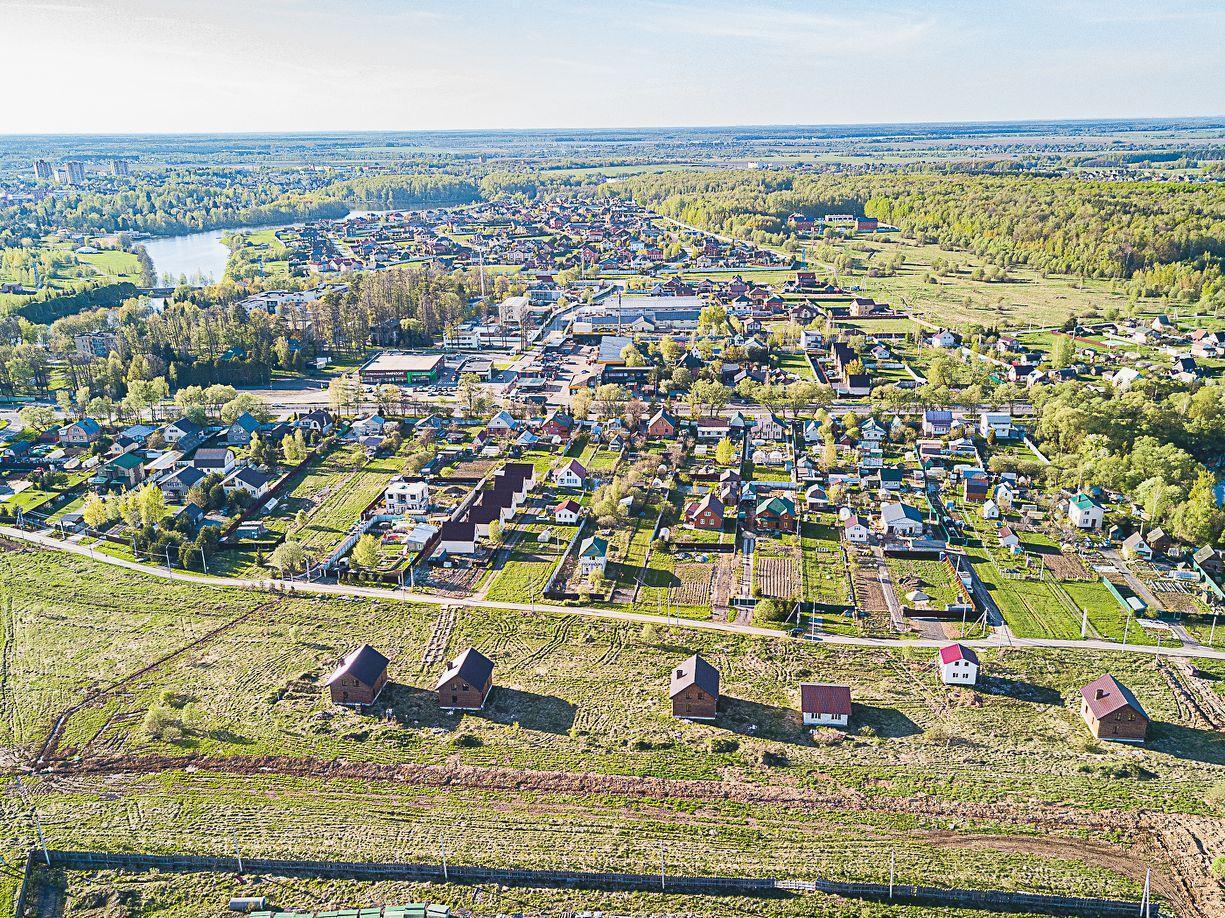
141;229;231;285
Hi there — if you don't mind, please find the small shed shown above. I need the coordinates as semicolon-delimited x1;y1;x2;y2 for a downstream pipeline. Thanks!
436;647;495;711
325;644;390;707
670;654;720;721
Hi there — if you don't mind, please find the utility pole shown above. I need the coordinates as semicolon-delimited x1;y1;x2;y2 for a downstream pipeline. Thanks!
660;841;665;891
1122;614;1130;647
200;547;208;574
889;850;895;899
1080;607;1088;640
440;831;449;881
1140;867;1151;916
232;831;243;875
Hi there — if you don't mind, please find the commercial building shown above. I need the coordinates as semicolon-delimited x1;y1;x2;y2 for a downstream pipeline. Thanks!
359;352;444;386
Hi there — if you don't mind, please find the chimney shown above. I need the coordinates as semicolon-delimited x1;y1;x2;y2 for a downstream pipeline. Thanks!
1095;689;1106;700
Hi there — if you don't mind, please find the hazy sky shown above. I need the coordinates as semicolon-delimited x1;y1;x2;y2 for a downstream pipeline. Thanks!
4;0;1223;133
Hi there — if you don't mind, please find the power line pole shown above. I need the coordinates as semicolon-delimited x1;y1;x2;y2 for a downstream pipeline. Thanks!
660;841;665;891
15;777;50;867
440;831;448;882
232;831;243;875
889;850;895;900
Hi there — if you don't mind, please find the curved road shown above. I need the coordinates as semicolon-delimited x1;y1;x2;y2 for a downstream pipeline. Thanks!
5;524;1224;661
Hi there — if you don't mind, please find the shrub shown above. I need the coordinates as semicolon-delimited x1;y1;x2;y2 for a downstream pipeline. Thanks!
708;736;740;754
142;706;182;741
452;733;483;748
759;747;789;767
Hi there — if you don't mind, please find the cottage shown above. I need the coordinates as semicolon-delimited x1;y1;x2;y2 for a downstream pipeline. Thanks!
1145;528;1173;556
223;466;273;500
436;521;477;555
163;417;204;445
159;465;205;500
936;644;979;686
1067;492;1105;529
436;647;494;711
922;409;954;437
296;409;335;435
487;410;518;436
670;654;720;721
685;493;725;530
843;515;870;544
351;414;389;438
981;499;1000;520
577;535;609;577
540;410;575;439
554;498;582;524
325;644;390;707
695;416;732;441
754;495;796;533
800;683;852;728
1121;532;1152;560
1079;674;1148;743
998;525;1022;553
554;459;589;490
979;411;1014;440
103;450;146;489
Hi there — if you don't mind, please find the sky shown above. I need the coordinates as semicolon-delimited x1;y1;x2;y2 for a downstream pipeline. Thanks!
3;0;1223;134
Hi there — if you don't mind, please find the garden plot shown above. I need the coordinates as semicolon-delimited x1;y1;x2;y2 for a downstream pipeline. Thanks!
273;445;410;560
672;563;713;606
756;554;799;600
885;557;962;609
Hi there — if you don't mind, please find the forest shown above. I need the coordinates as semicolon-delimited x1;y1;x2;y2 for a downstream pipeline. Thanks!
610;170;1225;305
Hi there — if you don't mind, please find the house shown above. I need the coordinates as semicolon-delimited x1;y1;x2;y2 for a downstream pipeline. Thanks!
385;479;430;515
754;495;796;533
223;466;273;500
1079;674;1148;744
540;410;575;439
936;644;979;686
998;526;1022;553
103;450;146;489
172;502;206;531
804;483;830;510
436;521;477;555
487;410;518;436
1121;532;1152;560
554;459;589;490
929;330;958;348
981;499;1000;520
296;409;335;435
226;412;263;446
1145;528;1173;556
879;467;905;493
800;683;852;728
670;654;719;721
695;416;732;441
325;644;390;707
979;411;1014;439
647;409;678;439
193;447;236;475
163;417;204;445
1111;367;1142;391
843;515;870;544
351;414;389;438
577;535;609;577
1067;492;1105;529
922;410;954;437
159;465;205;500
59;418;102;447
880;502;924;536
685;493;724;530
963;471;990;503
859;418;886;443
554;498;582;524
1194;545;1223;575
436;647;494;711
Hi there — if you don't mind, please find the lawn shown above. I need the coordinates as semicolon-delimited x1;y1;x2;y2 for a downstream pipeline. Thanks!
800;520;849;605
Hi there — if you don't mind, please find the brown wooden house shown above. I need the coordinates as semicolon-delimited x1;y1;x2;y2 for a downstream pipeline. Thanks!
436;647;495;710
685;493;724;530
1080;674;1148;744
647;409;678;439
325;644;390;707
670;654;720;721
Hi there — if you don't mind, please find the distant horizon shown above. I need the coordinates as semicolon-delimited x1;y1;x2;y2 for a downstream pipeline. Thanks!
4;114;1224;142
6;0;1224;135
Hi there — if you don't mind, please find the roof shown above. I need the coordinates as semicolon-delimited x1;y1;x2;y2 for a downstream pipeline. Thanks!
1080;674;1147;721
326;644;389;689
756;495;795;516
167;417;203;435
881;502;923;524
938;643;979;666
1070;492;1101;510
108;451;145;470
800;683;852;716
230;412;261;433
579;535;608;558
555;498;581;514
670;654;720;698
436;647;494;691
231;466;273;488
363;352;445;374
558;458;587;478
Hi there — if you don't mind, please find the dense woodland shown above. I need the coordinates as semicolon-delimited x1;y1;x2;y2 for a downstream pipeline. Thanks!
612;171;1225;305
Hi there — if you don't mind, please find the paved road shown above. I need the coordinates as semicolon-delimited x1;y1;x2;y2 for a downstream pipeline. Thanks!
7;524;1225;661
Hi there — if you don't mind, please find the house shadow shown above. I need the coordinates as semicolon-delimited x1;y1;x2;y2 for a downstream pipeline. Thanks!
719;697;807;744
482;687;577;735
1147;722;1225;765
977;675;1064;706
853;703;923;739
